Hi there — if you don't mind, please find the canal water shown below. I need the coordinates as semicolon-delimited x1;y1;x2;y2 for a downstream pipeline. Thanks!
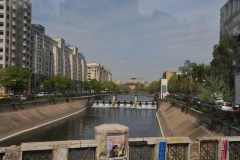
0;95;161;147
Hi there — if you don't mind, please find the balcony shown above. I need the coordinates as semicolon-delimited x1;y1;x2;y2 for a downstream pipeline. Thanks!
12;46;15;50
12;29;16;34
23;27;27;31
11;53;15;58
23;42;26;46
23;56;26;61
12;21;16;26
23;49;26;53
23;34;27;39
12;38;16;42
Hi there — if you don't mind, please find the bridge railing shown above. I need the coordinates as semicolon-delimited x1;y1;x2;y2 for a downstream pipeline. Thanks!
1;137;240;160
1;123;240;160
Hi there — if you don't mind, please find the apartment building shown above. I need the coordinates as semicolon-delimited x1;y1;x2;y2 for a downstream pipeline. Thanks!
31;25;86;93
78;52;86;81
162;70;181;80
0;0;32;69
112;78;121;85
86;62;112;82
220;0;240;88
127;78;147;84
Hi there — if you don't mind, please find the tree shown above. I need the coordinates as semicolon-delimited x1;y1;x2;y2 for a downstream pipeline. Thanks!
196;76;233;103
211;34;233;86
83;79;102;92
192;63;206;82
0;66;30;93
102;81;119;91
148;81;161;93
179;60;197;79
42;75;75;93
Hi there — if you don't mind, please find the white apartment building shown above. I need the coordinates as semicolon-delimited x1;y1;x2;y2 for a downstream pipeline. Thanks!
220;0;240;88
112;78;121;85
0;0;32;69
127;78;147;84
87;62;112;82
78;52;86;81
31;25;86;93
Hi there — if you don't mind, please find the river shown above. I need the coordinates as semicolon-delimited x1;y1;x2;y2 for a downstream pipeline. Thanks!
0;94;161;147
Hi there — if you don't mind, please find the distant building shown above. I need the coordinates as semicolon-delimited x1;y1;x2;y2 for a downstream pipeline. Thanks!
127;78;147;84
86;62;112;82
162;70;181;80
112;78;121;85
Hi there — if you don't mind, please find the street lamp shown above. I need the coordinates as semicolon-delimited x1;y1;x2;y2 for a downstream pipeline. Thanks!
12;80;16;103
180;84;183;101
55;83;58;97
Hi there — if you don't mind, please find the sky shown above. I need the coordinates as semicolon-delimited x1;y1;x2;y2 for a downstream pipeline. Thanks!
30;0;227;83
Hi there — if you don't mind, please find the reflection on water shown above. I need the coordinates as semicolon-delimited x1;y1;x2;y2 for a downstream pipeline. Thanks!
0;95;160;147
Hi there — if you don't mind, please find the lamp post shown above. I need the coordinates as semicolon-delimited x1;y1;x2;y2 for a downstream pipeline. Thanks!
12;80;16;103
55;83;58;97
180;84;183;101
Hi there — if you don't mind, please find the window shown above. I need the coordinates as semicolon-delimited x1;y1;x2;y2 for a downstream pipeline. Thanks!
45;67;48;71
38;44;42;49
38;38;42;42
233;26;238;34
37;64;41;68
37;51;41;55
0;31;3;35
0;56;3;60
0;48;3;52
37;57;41;62
0;14;3;18
0;5;3;9
45;61;48;65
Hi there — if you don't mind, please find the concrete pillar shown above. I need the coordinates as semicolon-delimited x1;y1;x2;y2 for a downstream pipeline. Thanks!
95;124;129;160
112;95;117;106
52;146;68;160
4;145;21;160
134;95;138;107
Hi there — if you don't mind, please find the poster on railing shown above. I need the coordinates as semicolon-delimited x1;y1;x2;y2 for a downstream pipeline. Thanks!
107;135;127;160
221;140;228;160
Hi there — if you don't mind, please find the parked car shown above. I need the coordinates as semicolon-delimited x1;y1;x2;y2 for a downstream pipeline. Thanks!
0;94;11;100
20;94;27;101
26;93;35;99
232;102;240;113
215;102;233;111
37;92;48;98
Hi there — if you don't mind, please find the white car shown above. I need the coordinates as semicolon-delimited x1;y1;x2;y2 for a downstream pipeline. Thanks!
37;92;48;98
216;102;233;111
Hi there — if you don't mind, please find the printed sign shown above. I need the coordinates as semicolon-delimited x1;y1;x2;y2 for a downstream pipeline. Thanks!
221;140;228;160
107;135;127;160
158;141;166;160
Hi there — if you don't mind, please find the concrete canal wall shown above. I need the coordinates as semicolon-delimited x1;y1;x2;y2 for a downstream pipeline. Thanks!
0;97;95;142
156;101;240;138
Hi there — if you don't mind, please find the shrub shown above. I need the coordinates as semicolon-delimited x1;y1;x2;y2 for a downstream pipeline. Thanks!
47;95;56;103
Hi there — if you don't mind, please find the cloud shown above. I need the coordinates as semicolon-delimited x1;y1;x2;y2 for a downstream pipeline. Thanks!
118;60;125;64
31;0;65;19
30;0;227;83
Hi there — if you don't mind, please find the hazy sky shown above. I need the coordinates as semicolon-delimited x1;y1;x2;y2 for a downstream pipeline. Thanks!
30;0;227;83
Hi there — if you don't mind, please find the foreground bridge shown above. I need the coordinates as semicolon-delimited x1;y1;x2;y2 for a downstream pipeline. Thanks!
0;123;239;160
